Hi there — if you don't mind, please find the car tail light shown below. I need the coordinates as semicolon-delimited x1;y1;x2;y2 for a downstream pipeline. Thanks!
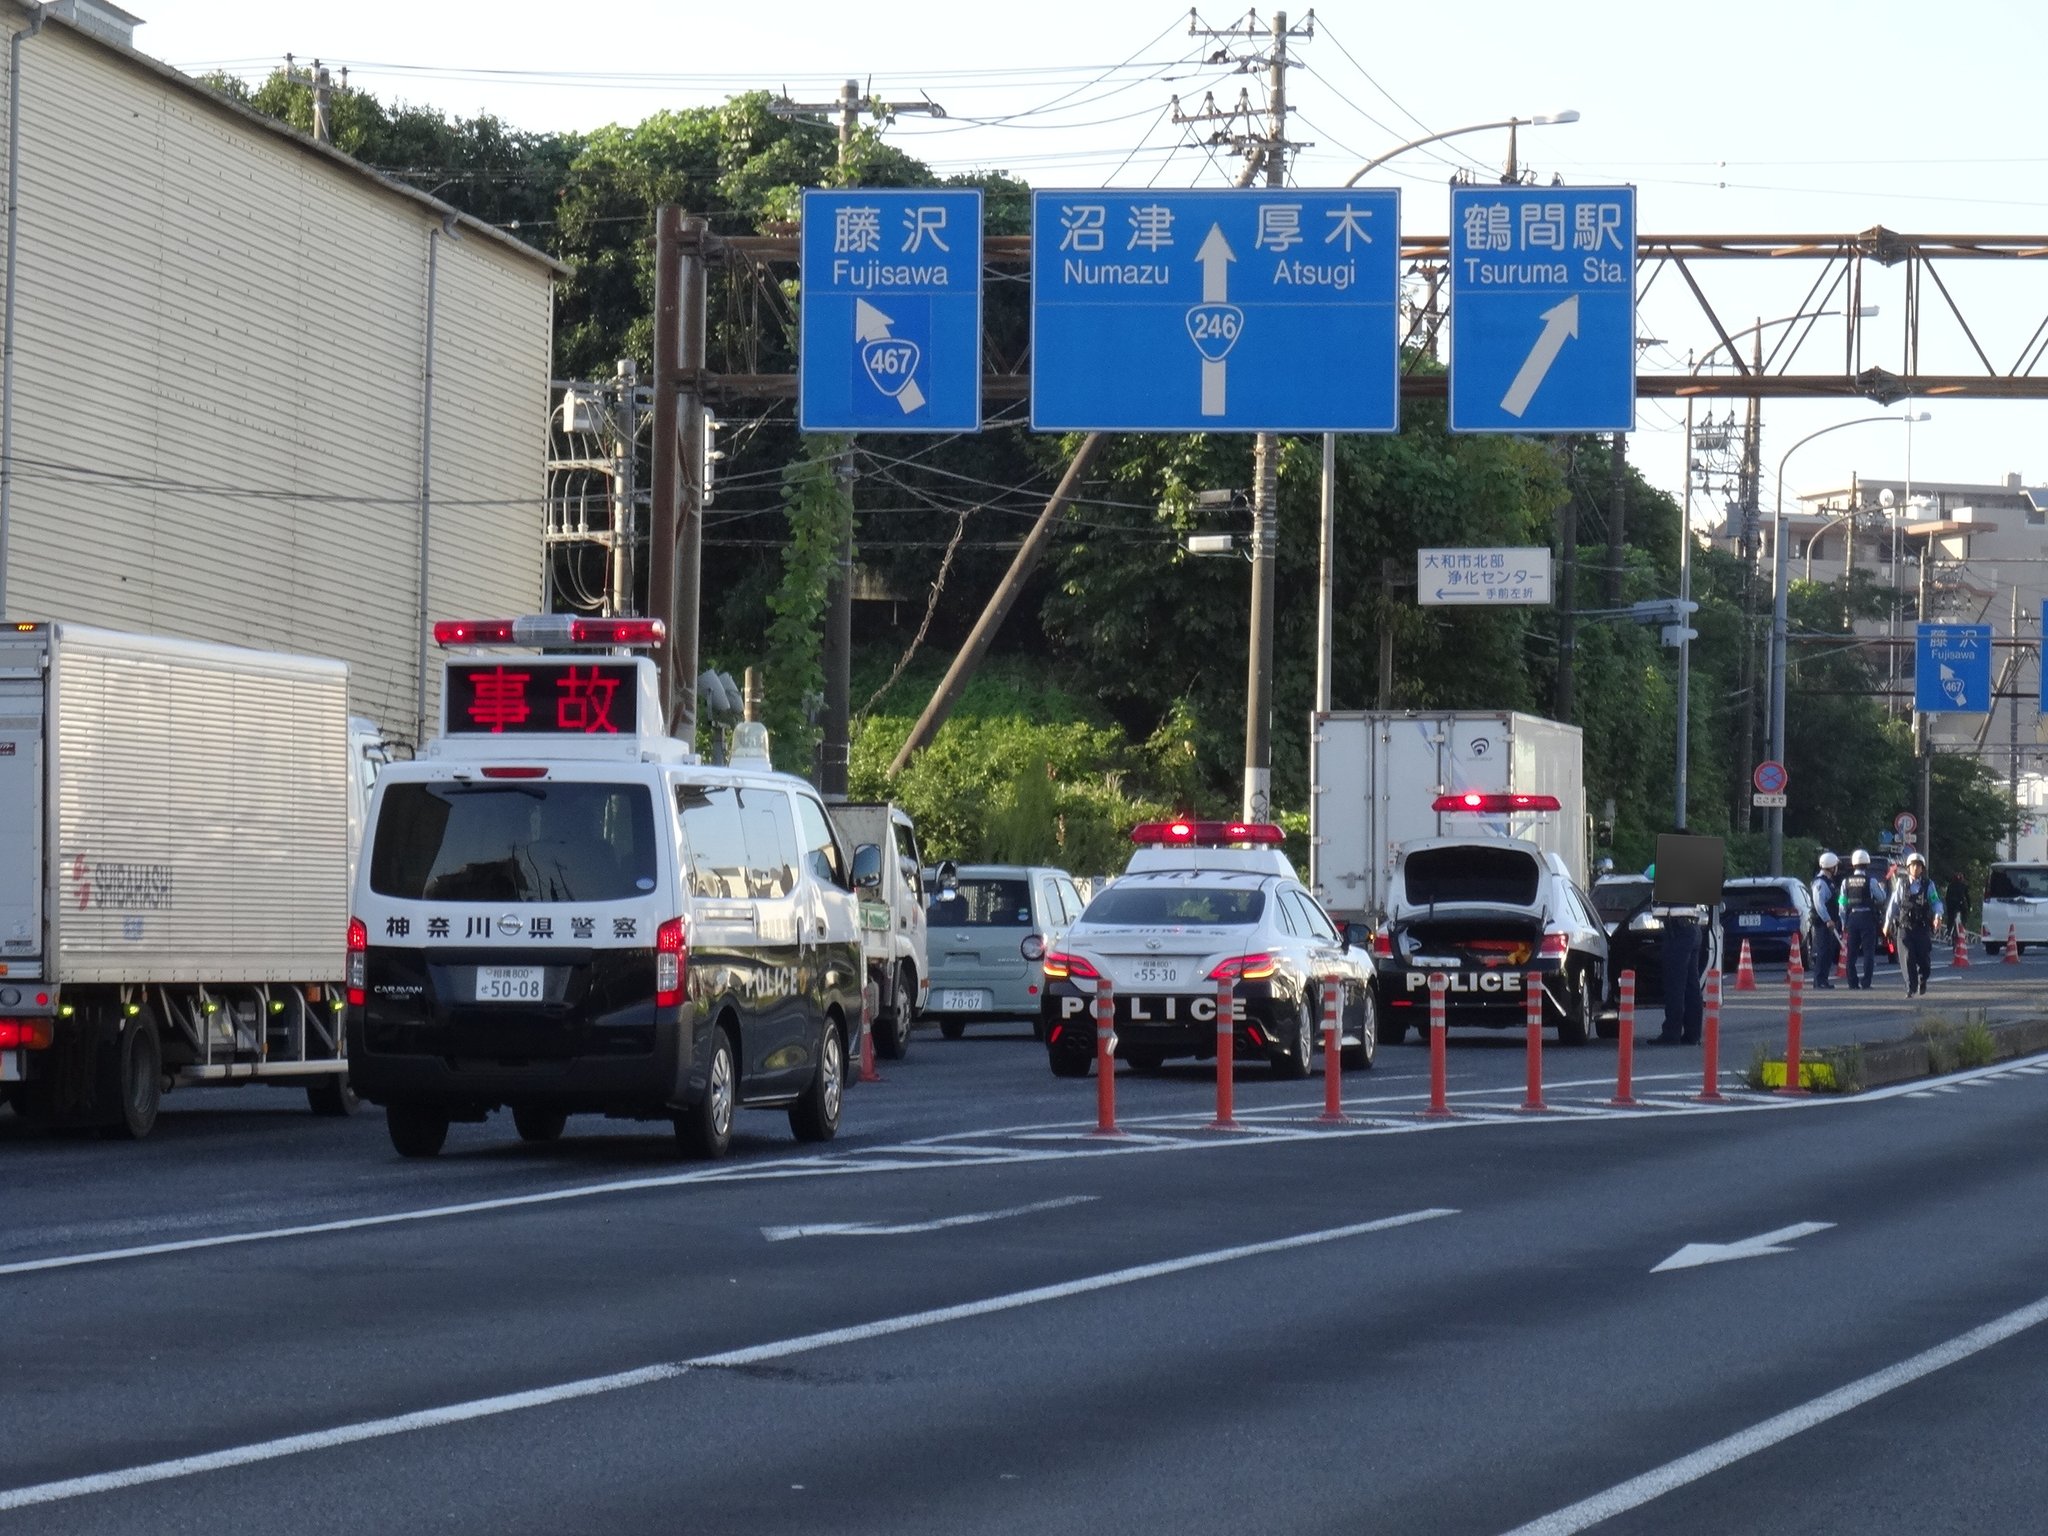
480;765;548;779
1371;930;1393;958
0;1019;52;1049
1043;950;1099;980
656;917;687;1008
346;917;368;1006
1020;933;1046;962
1207;952;1277;981
1538;933;1569;959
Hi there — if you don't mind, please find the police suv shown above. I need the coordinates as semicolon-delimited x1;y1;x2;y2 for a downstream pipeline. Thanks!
345;617;865;1159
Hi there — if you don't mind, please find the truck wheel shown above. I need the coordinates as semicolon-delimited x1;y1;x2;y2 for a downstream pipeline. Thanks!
512;1105;568;1143
874;964;913;1060
938;1019;966;1041
386;1101;450;1158
98;1014;162;1141
1048;1046;1093;1079
789;1021;844;1143
306;1075;360;1117
677;1026;736;1159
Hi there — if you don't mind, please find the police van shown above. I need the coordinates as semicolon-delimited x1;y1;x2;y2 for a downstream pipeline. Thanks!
345;617;865;1160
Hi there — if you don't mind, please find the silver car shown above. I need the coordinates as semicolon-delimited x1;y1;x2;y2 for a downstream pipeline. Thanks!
926;864;1086;1039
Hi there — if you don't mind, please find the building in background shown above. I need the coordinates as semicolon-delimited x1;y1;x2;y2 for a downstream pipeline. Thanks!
0;1;562;744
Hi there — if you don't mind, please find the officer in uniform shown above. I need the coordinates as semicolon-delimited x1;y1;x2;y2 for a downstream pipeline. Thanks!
1837;848;1885;990
1886;852;1945;997
1648;864;1712;1045
1809;851;1843;988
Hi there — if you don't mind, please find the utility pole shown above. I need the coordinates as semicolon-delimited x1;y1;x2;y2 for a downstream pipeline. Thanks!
1554;438;1577;722
610;358;639;616
1606;430;1627;605
1733;334;1764;828
1183;8;1314;820
282;55;345;145
1917;537;1932;866
773;81;942;796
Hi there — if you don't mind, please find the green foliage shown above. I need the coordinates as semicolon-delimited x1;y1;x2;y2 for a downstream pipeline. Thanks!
762;437;851;775
1955;1016;1998;1069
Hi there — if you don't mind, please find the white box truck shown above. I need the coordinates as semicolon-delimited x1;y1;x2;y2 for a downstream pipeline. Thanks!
829;802;929;1060
0;623;382;1138
1312;710;1587;926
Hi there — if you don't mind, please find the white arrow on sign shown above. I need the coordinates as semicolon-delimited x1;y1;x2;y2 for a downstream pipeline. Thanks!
1652;1220;1834;1273
1190;225;1239;417
853;297;926;413
1499;293;1580;418
761;1194;1096;1243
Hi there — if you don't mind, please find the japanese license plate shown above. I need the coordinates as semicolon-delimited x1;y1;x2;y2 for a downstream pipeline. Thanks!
939;989;985;1012
1738;914;1763;928
1133;963;1179;986
475;966;544;1002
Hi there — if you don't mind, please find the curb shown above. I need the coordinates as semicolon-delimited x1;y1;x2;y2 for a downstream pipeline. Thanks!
1756;1015;2048;1093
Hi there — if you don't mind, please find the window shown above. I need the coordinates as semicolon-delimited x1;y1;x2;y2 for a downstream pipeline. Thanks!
929;877;1031;927
1082;885;1265;927
1058;879;1085;924
369;781;657;903
676;783;800;900
1292;890;1342;944
1274;890;1306;936
795;795;849;888
1986;865;2048;900
895;821;924;898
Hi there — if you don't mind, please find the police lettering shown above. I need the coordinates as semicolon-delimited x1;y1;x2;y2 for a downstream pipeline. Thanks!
1404;970;1524;994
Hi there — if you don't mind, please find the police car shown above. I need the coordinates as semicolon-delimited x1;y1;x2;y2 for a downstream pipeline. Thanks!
1040;821;1376;1077
1372;808;1609;1045
345;617;865;1160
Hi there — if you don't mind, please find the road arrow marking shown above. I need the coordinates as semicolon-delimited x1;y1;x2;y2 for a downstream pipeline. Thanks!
1652;1220;1834;1273
854;298;925;412
1499;293;1580;417
761;1194;1097;1242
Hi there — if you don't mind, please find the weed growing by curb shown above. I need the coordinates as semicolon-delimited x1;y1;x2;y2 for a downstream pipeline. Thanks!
1745;1044;1771;1091
1823;1042;1866;1093
1957;1019;1998;1069
1914;1014;1960;1074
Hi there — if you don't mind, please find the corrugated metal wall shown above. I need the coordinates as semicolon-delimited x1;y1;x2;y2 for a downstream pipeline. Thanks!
0;15;552;745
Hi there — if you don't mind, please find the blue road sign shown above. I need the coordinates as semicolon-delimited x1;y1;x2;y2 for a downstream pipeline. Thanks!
1448;185;1635;433
800;189;982;433
1916;622;1992;714
1030;188;1401;432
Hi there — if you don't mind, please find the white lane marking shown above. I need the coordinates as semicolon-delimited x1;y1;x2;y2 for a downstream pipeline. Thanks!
1498;1287;2048;1535
1651;1220;1834;1273
0;1208;1457;1513
760;1194;1096;1242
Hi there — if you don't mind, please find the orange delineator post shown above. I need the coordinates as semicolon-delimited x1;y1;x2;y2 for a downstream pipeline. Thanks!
1320;980;1347;1123
1779;935;1807;1096
1733;938;1758;991
1611;969;1637;1107
1697;967;1725;1103
1423;975;1452;1119
1835;935;1848;981
858;985;883;1084
1209;976;1237;1131
1521;971;1547;1112
1093;974;1121;1136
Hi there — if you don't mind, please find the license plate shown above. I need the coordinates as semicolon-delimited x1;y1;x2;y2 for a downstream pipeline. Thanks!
1738;914;1763;928
939;988;985;1011
1132;963;1179;985
475;966;544;1002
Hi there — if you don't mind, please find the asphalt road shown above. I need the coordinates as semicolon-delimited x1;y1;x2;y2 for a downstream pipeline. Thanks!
3;956;2046;1535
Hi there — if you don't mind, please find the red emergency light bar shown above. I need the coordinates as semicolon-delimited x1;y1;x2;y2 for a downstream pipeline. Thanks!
1128;820;1286;847
1431;792;1562;814
433;616;668;649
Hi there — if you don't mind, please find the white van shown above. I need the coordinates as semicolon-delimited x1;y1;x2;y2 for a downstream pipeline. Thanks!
345;618;865;1160
1981;862;2048;954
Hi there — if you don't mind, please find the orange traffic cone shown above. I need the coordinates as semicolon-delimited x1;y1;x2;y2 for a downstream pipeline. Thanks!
1952;923;1971;968
1734;938;1758;991
2005;924;2022;965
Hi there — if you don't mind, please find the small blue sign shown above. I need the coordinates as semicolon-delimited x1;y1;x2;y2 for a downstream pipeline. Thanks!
800;189;982;433
1030;188;1401;432
1916;622;1992;715
1448;185;1636;433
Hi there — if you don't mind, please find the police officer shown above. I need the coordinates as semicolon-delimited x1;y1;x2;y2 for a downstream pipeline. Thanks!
1837;848;1885;990
1809;851;1843;989
1886;851;1945;997
1649;866;1711;1046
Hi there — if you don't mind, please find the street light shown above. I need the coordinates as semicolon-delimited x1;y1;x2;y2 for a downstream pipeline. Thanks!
1766;410;1932;874
1341;111;1581;186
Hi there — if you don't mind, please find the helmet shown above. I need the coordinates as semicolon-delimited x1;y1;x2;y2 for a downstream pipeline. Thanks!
1851;849;1870;867
1907;851;1926;869
1819;851;1840;870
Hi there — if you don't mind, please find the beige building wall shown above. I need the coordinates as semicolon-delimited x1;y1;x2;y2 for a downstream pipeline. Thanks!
0;8;556;744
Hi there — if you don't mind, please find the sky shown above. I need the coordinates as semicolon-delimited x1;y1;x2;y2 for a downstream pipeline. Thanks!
132;0;2048;522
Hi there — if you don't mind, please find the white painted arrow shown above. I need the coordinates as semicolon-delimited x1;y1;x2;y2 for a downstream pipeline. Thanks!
1499;293;1580;418
761;1194;1096;1243
1652;1220;1834;1273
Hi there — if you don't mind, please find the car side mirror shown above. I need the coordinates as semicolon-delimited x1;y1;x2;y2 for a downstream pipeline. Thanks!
851;843;883;892
1341;922;1367;951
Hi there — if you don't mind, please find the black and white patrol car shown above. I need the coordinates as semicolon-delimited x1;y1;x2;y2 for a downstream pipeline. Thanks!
1373;833;1610;1045
1040;821;1376;1077
345;616;865;1160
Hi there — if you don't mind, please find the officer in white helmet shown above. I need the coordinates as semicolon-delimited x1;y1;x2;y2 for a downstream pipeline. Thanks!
1838;848;1884;989
1809;851;1843;988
